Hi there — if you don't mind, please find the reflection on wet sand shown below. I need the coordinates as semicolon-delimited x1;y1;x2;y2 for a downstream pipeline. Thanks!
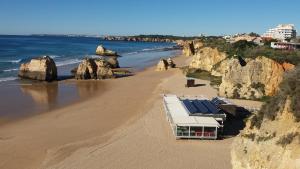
20;83;58;105
74;81;106;98
0;80;107;123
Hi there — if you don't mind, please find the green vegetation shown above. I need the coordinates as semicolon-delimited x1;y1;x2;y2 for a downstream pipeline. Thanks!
198;37;300;65
249;66;300;129
276;132;299;147
242;133;256;141
182;68;222;87
256;132;276;143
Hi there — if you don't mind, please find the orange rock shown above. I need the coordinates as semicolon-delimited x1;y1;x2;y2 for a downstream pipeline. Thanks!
282;62;295;71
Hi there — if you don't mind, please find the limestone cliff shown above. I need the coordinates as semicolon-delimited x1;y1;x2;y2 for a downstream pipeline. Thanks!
189;47;227;72
219;56;292;99
231;67;300;169
182;41;195;57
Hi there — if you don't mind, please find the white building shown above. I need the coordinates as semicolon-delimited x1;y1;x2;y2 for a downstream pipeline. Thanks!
163;95;226;139
263;24;297;41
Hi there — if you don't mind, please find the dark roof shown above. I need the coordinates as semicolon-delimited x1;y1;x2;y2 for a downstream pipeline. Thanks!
182;99;221;115
211;97;227;105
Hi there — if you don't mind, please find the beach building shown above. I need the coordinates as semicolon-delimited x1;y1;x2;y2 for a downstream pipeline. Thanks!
262;24;297;41
163;95;226;139
270;42;300;50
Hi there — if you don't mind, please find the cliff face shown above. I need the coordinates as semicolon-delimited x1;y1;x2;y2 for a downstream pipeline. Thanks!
231;67;300;169
219;56;289;99
188;46;294;99
189;47;227;71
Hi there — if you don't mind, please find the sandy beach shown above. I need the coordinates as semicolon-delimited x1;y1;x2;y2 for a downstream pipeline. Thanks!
0;55;262;169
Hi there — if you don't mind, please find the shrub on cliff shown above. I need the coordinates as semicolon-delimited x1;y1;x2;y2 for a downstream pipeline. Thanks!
250;66;300;129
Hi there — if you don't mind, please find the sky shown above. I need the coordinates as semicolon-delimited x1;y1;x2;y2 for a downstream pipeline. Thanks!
0;0;299;36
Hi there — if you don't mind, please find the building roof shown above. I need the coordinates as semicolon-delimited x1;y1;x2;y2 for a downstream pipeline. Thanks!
163;95;220;127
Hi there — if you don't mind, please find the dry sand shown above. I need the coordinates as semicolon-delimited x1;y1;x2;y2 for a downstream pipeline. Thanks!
0;55;262;169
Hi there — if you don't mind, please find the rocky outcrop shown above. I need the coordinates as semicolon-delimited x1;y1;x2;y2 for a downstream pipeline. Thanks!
106;56;119;68
75;58;115;80
75;58;98;80
94;59;115;79
189;47;227;72
182;41;195;57
156;58;176;71
18;56;57;81
167;58;176;69
96;45;118;56
156;59;168;71
231;67;300;169
219;56;294;99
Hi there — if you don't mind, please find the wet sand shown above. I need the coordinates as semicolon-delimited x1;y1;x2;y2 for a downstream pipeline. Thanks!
0;55;262;169
0;80;107;125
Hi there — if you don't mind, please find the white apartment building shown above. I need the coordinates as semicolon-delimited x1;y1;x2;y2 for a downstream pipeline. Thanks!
263;24;297;41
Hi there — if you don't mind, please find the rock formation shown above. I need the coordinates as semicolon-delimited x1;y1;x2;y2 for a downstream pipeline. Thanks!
96;45;118;56
156;58;176;71
167;58;176;69
182;41;195;57
231;67;300;169
75;58;115;80
105;56;120;68
75;58;98;80
189;47;227;72
219;56;294;99
156;59;168;71
18;56;57;81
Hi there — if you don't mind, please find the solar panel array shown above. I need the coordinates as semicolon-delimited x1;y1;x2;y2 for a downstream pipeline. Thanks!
182;99;220;114
211;97;226;105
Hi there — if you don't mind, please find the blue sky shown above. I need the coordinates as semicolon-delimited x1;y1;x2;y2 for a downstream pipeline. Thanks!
0;0;299;36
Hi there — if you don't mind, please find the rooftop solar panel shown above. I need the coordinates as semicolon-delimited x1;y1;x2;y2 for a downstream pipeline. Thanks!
192;100;209;114
202;100;219;114
182;100;198;113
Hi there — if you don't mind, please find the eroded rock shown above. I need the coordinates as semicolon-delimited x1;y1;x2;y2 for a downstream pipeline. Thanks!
189;47;227;72
18;56;57;81
96;45;118;56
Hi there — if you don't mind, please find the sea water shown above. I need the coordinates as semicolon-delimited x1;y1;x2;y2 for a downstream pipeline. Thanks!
0;35;180;83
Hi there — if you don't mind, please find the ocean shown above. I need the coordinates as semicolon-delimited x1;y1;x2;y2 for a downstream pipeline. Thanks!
0;35;180;83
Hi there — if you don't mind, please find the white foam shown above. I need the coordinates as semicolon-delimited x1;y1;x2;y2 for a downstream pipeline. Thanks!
56;59;82;67
0;59;22;63
3;68;19;72
0;77;18;82
49;55;61;59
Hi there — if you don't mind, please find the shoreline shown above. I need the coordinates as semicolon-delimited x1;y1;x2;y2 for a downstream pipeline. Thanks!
0;51;180;126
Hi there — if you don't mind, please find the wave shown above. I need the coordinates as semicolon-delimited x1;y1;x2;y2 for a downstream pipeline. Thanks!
0;59;22;63
56;59;82;67
125;46;178;55
3;68;19;72
49;55;61;59
0;77;18;82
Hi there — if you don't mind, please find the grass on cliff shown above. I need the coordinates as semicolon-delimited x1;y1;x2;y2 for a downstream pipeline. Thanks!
182;67;222;87
249;66;300;129
199;37;300;65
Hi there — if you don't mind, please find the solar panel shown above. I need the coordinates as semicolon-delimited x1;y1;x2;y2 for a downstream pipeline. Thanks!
202;100;219;114
182;100;198;114
192;100;209;114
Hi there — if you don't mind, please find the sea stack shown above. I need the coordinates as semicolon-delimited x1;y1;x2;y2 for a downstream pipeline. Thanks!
18;56;57;81
75;58;115;80
96;45;118;56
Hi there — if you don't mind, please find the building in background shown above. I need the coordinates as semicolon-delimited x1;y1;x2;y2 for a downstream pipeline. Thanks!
263;24;297;41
